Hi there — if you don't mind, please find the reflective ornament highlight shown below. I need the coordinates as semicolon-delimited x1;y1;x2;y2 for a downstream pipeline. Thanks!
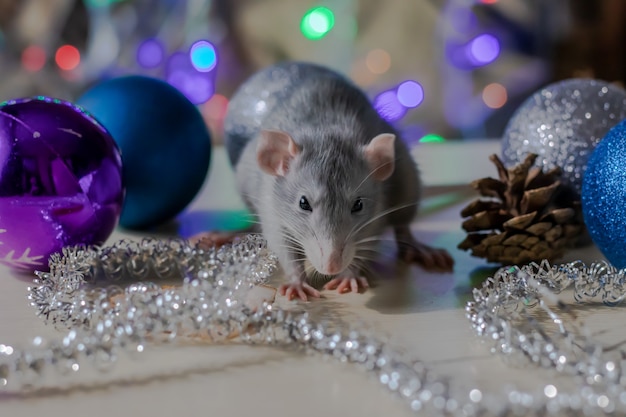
0;97;123;271
582;120;626;269
502;78;626;195
77;76;211;229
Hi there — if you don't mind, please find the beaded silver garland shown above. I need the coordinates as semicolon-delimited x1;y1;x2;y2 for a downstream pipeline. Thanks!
467;260;626;415
0;235;625;416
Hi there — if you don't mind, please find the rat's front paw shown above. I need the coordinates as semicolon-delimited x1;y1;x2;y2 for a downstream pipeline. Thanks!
279;282;321;301
323;273;369;294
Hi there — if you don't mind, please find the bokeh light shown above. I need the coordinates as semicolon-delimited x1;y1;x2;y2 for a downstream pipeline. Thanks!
55;45;80;70
468;34;500;65
136;38;165;68
400;124;427;148
85;0;125;6
301;7;335;40
203;94;229;121
166;52;214;104
21;45;46;72
448;6;477;33
201;93;229;134
480;0;499;4
419;134;446;143
350;58;377;87
482;83;507;109
374;90;406;122
397;81;424;108
366;49;391;74
190;40;217;72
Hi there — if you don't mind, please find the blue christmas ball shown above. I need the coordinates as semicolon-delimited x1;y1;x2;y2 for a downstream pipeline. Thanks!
77;75;211;229
582;119;626;269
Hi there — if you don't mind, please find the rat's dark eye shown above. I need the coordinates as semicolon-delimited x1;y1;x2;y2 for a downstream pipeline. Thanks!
351;198;363;213
299;196;312;212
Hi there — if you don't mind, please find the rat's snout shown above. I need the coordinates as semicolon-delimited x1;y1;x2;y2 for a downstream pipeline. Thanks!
313;242;355;276
304;237;355;276
326;251;344;275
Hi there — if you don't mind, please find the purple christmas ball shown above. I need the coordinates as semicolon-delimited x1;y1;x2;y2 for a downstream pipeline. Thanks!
0;97;124;272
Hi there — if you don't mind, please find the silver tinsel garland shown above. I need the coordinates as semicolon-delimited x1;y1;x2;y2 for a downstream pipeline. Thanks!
0;235;624;416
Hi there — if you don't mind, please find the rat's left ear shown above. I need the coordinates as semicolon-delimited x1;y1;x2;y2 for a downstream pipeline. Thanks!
257;129;300;176
363;133;396;181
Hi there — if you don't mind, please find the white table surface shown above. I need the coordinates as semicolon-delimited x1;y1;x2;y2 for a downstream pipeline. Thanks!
0;141;616;417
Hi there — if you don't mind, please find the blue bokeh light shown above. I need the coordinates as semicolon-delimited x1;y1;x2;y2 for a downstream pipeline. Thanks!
189;40;217;72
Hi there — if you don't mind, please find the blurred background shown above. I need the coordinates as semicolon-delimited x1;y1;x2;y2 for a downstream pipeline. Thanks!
0;0;624;144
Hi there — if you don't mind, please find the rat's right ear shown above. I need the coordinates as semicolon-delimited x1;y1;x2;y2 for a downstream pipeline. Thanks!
257;130;300;176
363;133;396;181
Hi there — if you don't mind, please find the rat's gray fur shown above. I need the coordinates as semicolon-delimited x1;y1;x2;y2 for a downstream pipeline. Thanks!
226;62;421;287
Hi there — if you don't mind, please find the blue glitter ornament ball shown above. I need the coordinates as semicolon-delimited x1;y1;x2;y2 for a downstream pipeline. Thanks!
582;119;626;269
78;76;211;229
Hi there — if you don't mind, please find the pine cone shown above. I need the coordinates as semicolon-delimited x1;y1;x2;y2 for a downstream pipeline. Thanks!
458;153;584;265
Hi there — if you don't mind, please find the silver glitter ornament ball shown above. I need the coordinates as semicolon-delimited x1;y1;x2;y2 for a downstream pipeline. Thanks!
501;78;626;195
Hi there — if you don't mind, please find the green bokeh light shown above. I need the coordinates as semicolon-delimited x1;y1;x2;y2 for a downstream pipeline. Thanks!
419;134;446;143
85;0;125;7
301;7;335;40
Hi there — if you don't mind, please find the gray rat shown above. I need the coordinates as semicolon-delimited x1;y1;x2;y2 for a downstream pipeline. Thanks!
223;62;454;300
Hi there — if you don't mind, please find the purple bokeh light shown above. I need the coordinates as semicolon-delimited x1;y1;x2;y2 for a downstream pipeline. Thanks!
467;34;500;65
448;6;477;33
136;38;165;69
374;90;406;122
397;81;424;108
399;124;427;148
165;52;214;104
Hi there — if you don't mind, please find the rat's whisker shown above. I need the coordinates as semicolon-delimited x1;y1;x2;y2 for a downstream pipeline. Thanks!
354;236;386;245
278;245;306;256
346;202;418;241
352;155;402;195
303;264;317;276
282;233;306;248
350;258;374;277
352;158;397;195
278;235;306;250
278;242;305;251
354;247;380;257
354;239;379;250
354;249;380;258
354;256;379;267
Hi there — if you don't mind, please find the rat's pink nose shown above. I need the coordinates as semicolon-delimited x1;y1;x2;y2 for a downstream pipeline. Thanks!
326;252;343;275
